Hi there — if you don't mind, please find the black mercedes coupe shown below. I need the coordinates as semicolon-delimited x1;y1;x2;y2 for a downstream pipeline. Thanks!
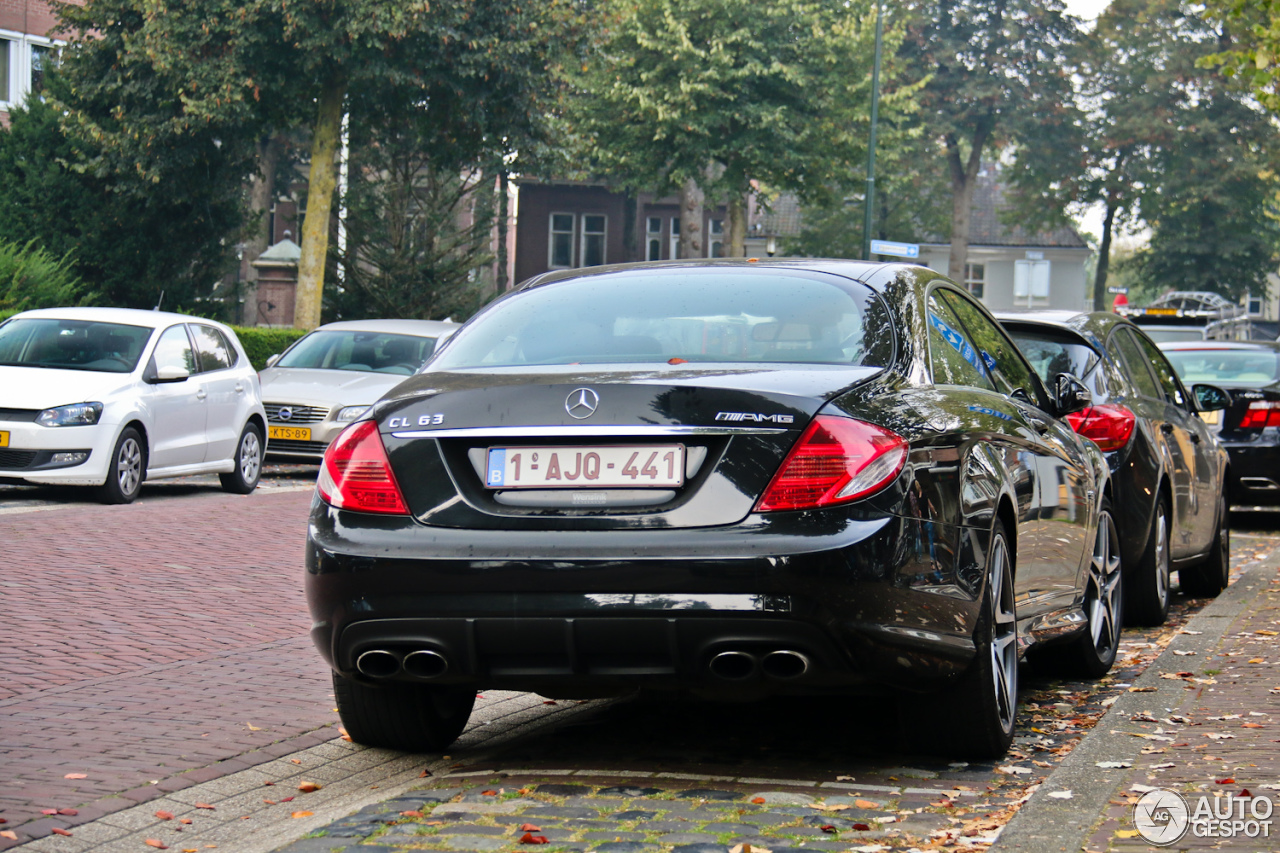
306;260;1121;759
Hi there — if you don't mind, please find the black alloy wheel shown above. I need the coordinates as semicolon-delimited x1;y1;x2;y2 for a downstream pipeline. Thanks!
1127;496;1171;626
332;672;476;752
220;422;264;494
97;427;145;504
1180;491;1230;597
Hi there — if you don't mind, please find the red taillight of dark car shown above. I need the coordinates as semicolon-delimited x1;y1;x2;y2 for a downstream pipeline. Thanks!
1064;404;1137;452
1237;400;1280;429
317;420;410;515
755;415;908;512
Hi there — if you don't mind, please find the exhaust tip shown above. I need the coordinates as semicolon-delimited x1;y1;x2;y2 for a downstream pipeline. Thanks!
355;649;401;678
403;649;449;679
708;650;758;680
761;650;810;679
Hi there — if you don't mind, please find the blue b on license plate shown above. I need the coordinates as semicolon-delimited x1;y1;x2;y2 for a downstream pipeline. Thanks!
486;445;685;489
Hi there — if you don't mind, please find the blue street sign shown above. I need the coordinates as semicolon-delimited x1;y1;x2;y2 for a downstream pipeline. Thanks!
869;239;920;259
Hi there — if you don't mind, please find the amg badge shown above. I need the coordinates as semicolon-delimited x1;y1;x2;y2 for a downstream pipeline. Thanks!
715;412;795;424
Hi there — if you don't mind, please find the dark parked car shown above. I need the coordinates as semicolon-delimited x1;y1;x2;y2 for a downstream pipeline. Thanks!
998;311;1231;626
1160;341;1280;508
307;260;1122;760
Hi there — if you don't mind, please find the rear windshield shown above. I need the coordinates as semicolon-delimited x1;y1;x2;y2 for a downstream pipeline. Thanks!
432;270;893;369
277;330;438;375
0;318;154;373
1005;327;1112;399
1163;349;1280;384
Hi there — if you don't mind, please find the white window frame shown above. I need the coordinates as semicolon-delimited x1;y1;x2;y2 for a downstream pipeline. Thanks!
0;30;59;110
963;262;986;299
548;212;575;270
578;213;607;267
1014;259;1051;307
669;217;680;260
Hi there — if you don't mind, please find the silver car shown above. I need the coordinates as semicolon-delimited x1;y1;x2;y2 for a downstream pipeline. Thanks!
259;319;458;461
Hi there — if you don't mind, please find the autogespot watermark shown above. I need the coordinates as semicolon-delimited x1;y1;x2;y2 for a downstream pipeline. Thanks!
1133;787;1275;845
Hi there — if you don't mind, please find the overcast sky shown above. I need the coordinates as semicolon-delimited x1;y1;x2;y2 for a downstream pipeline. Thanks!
1064;0;1110;21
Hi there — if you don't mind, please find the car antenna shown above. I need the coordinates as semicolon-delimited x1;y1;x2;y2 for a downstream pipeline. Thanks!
153;290;165;311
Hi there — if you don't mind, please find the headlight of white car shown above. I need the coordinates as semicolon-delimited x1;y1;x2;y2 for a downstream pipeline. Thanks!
335;406;371;423
37;402;104;427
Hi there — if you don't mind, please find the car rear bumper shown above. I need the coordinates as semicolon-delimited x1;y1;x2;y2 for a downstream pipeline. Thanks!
1221;441;1280;504
305;503;985;697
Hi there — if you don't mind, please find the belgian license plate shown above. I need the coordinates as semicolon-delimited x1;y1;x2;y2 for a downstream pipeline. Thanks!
486;445;685;489
0;430;8;447
269;425;312;441
1199;410;1220;425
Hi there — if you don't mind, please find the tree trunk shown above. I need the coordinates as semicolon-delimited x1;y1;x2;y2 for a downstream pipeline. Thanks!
1093;198;1119;312
244;135;284;325
497;171;509;291
943;125;990;283
679;177;704;260
727;191;748;257
294;77;348;330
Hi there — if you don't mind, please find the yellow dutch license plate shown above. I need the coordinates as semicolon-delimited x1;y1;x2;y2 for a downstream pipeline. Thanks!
1199;410;1220;425
269;425;312;441
0;430;8;447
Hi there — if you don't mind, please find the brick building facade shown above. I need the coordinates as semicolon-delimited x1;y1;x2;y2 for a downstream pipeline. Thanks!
0;0;78;123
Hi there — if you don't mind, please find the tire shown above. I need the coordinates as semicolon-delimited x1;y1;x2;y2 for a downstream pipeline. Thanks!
1032;500;1122;679
332;672;475;752
902;520;1017;760
219;422;263;494
1126;495;1171;626
1180;491;1230;597
97;427;145;504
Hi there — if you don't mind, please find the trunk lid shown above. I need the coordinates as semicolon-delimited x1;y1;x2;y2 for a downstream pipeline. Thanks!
375;364;881;529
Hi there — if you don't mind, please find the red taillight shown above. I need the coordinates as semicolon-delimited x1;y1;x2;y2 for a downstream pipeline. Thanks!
1238;401;1280;429
755;415;908;512
317;420;409;514
1065;404;1136;452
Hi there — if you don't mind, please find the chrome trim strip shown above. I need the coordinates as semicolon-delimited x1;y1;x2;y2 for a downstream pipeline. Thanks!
390;425;790;439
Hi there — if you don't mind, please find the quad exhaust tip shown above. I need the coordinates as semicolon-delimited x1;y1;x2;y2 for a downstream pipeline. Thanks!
403;649;449;679
355;649;400;678
709;650;758;680
761;649;810;679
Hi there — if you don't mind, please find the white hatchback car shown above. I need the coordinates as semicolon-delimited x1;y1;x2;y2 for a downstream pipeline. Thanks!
0;307;267;503
259;319;458;461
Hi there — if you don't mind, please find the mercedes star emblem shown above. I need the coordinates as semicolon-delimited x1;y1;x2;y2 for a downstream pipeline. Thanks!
565;388;600;420
277;407;293;421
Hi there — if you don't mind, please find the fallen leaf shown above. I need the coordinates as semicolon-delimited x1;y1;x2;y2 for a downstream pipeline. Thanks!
246;723;262;731
156;811;175;820
1241;789;1252;797
264;781;274;786
145;841;169;850
543;700;557;705
1249;658;1266;664
338;727;352;743
520;824;542;832
1174;650;1195;656
0;831;15;841
400;810;423;818
518;788;530;795
280;796;294;803
51;828;72;836
290;811;313;818
855;799;880;809
1256;630;1278;636
1116;830;1139;838
179;819;192;825
809;803;851;811
297;782;321;793
482;789;498;796
1129;686;1157;692
63;773;87;780
519;832;549;844
1216;778;1236;784
263;800;276;805
195;803;215;810
426;821;444;826
41;809;57;815
290;759;301;765
419;770;431;778
1205;733;1236;740
57;809;77;817
1244;722;1266;728
820;824;837;834
852;822;871;831
751;797;766;804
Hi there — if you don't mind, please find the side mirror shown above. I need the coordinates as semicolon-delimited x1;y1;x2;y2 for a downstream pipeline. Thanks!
1192;383;1231;412
155;365;190;383
265;353;281;368
1052;373;1092;416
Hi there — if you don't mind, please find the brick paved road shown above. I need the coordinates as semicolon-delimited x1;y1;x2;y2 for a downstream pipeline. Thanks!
0;476;338;845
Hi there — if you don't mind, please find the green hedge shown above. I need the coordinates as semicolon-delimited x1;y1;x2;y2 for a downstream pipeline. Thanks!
230;325;309;371
0;308;18;323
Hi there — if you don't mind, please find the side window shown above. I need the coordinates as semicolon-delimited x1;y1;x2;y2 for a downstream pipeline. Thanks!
153;325;196;375
941;289;1048;409
1109;329;1163;401
190;324;234;372
1133;330;1188;407
926;291;995;391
